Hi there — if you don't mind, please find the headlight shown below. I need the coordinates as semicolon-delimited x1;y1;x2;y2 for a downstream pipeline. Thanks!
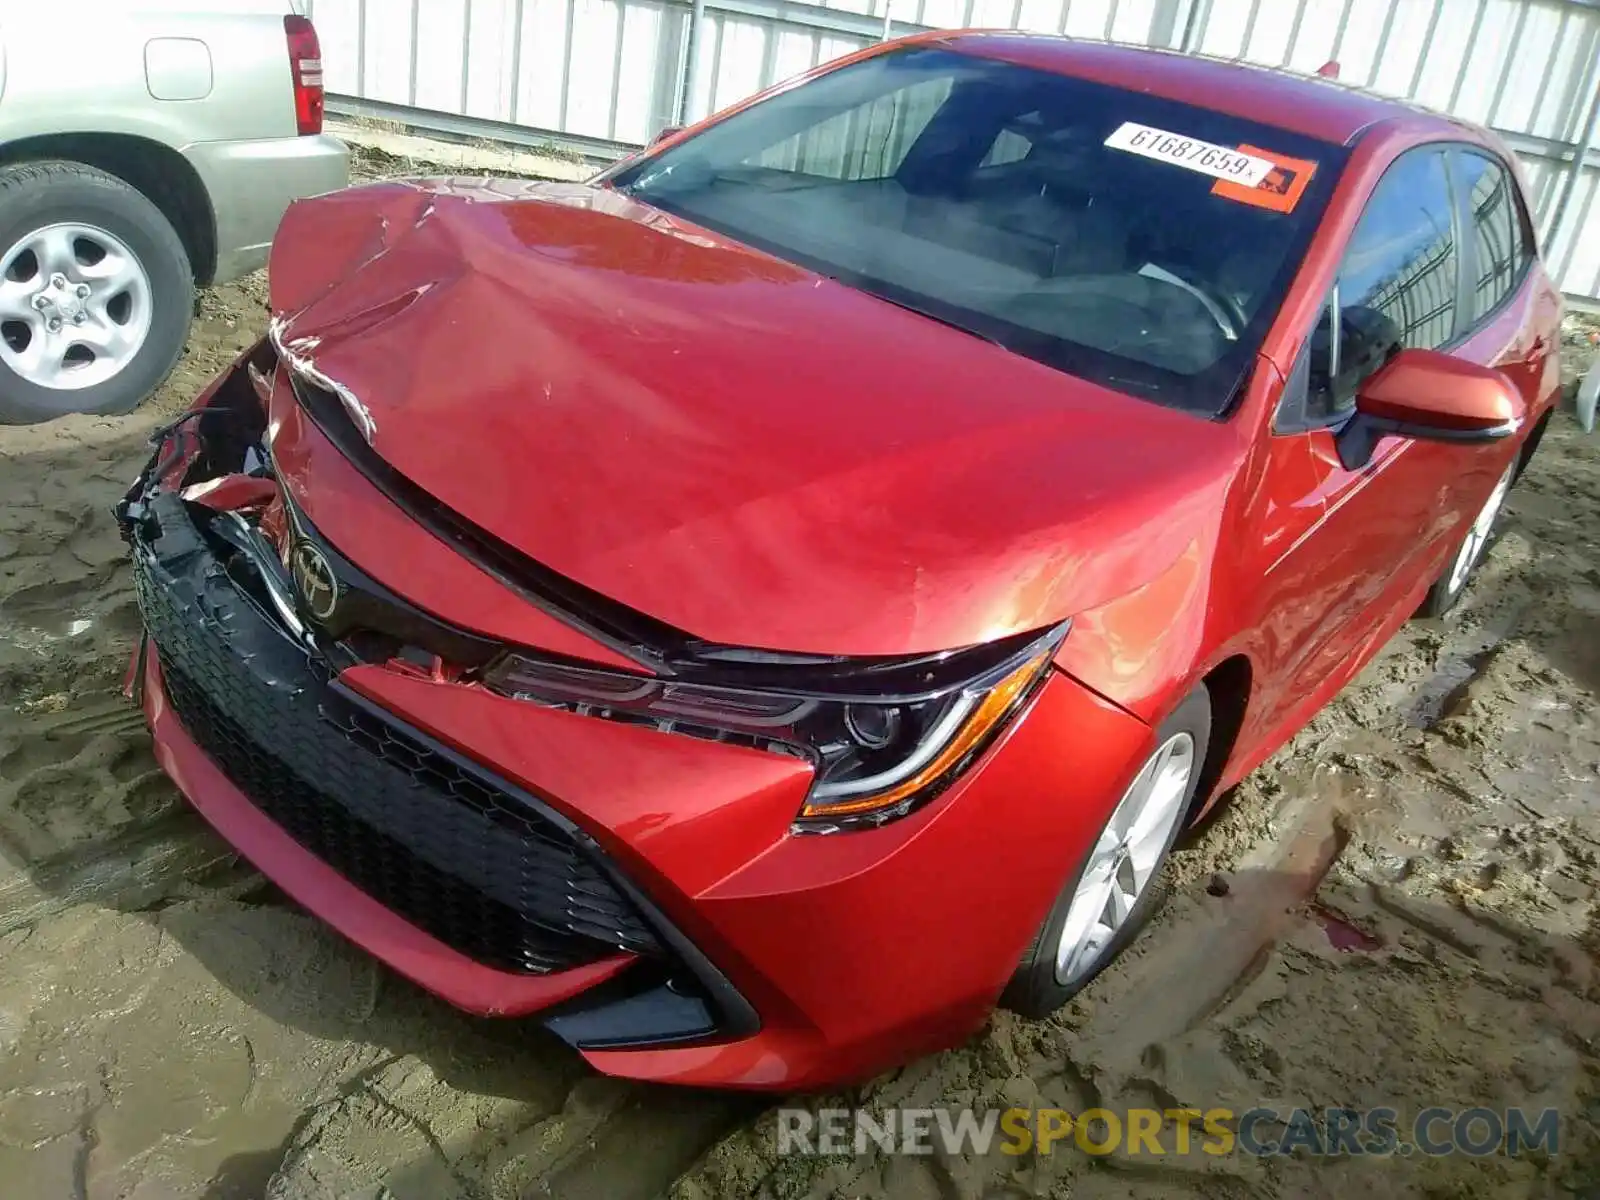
482;622;1067;831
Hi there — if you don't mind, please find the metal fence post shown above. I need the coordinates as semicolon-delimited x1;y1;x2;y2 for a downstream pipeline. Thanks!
1149;0;1185;49
1543;55;1600;257
680;0;709;124
1178;0;1211;53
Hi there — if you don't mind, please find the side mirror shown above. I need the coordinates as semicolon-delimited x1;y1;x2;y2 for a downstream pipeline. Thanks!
1310;304;1400;406
1336;348;1525;469
649;125;684;147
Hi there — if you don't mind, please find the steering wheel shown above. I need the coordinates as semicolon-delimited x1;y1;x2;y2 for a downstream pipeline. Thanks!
1145;263;1249;341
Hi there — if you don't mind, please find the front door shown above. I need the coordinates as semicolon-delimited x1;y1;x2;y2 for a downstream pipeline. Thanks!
1255;144;1527;716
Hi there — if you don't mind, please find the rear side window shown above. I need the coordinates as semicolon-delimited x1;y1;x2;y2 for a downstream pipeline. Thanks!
1456;149;1529;318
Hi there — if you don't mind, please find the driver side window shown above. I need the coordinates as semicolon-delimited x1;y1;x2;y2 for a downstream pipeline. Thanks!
1286;147;1460;429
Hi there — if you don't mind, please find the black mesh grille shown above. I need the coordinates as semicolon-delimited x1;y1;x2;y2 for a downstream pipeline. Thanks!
130;511;662;976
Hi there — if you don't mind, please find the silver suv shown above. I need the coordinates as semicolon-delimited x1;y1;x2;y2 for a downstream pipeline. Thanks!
0;2;348;422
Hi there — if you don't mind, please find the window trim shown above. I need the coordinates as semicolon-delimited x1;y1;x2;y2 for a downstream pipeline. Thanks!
1273;140;1467;436
1442;146;1477;335
1273;283;1337;434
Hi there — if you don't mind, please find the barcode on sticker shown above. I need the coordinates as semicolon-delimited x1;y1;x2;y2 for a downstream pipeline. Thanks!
1103;122;1276;187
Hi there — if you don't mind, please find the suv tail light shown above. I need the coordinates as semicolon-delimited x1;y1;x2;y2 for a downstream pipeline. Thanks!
284;14;325;136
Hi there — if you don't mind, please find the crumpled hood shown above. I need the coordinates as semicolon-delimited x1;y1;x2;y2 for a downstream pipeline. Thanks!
267;177;1240;657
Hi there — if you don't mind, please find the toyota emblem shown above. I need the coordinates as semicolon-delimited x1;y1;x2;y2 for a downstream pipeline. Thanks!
290;541;341;623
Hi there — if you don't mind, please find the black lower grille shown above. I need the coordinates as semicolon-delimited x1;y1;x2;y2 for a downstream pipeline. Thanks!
130;493;662;976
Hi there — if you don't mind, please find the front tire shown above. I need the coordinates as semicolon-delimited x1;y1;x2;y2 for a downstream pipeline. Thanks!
0;161;193;424
1002;686;1212;1018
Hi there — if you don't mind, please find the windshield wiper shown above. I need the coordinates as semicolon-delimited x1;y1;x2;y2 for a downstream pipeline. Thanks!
623;162;773;195
858;288;1010;350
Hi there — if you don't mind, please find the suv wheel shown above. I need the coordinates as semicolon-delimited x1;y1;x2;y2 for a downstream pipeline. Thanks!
0;161;193;424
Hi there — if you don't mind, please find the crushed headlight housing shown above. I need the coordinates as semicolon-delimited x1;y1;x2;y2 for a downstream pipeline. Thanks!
482;622;1067;832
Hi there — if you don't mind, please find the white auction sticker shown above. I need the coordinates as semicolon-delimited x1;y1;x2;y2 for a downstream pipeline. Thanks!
1103;122;1277;187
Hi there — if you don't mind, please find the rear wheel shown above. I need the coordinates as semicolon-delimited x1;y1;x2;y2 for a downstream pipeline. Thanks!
0;161;193;424
1417;457;1517;618
1002;687;1211;1018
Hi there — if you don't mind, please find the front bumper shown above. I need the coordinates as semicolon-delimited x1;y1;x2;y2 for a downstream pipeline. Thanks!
123;349;1156;1090
138;649;631;1015
183;133;349;283
126;482;752;1049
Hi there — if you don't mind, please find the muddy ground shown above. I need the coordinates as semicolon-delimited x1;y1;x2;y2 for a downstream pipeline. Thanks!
2;193;1598;1198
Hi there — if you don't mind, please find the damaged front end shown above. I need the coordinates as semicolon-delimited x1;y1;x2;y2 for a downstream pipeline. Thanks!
114;340;757;1050
114;341;502;683
114;319;1067;1065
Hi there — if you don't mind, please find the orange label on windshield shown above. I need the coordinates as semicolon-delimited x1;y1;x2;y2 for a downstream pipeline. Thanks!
1211;146;1318;213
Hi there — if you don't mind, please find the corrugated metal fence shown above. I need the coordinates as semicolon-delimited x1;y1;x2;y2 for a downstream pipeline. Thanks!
306;0;1600;305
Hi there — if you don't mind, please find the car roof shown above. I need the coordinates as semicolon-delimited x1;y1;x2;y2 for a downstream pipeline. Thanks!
934;33;1464;147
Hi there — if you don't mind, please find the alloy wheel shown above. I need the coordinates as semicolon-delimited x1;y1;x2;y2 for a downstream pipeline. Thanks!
0;222;153;393
1053;732;1195;987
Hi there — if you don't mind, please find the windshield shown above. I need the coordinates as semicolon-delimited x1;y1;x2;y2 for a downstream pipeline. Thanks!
609;47;1348;414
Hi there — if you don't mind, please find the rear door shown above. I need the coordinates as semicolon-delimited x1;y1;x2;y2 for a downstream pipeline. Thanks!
1449;145;1559;434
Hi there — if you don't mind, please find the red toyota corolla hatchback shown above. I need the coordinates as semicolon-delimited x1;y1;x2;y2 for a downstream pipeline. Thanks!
119;34;1561;1089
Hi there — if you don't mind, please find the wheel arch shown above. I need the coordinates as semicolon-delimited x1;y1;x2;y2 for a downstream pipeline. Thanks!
0;133;216;285
1514;404;1554;482
1188;652;1254;823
